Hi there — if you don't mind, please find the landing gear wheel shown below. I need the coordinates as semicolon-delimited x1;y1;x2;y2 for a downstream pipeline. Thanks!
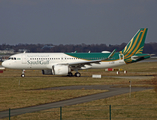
75;72;81;77
21;74;25;77
68;72;73;77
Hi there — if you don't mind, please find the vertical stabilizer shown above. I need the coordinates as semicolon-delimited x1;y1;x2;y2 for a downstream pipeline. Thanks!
120;28;148;63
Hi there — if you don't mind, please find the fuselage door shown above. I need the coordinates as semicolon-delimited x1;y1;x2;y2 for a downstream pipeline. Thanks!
119;54;124;60
22;54;27;64
64;56;67;62
61;57;64;62
61;56;67;62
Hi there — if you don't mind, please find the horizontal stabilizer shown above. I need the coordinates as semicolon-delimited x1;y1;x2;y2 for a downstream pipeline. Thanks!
131;54;154;60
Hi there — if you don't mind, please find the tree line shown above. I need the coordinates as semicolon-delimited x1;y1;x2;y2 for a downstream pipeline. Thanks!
0;42;157;55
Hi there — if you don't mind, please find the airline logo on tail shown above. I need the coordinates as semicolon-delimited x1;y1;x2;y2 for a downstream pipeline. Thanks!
120;28;148;63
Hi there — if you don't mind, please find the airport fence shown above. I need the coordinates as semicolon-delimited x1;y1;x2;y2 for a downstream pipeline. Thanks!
7;104;157;120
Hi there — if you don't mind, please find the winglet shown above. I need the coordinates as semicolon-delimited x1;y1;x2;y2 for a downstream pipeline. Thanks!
108;49;116;59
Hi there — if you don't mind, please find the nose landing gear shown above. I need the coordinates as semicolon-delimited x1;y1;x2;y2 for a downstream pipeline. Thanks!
21;70;25;77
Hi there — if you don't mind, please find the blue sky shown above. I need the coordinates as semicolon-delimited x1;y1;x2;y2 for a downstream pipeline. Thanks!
0;0;157;45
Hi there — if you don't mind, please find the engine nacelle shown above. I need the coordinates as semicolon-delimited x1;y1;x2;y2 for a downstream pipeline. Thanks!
52;65;71;75
42;65;71;75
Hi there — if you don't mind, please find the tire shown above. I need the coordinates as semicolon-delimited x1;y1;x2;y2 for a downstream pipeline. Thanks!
68;72;73;77
75;72;81;77
21;74;25;77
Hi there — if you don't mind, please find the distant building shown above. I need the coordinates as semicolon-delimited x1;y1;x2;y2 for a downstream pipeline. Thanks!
0;49;14;54
42;45;54;49
18;49;30;52
0;55;9;62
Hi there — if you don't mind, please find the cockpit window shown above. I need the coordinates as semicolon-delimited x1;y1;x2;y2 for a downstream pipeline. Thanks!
8;57;16;60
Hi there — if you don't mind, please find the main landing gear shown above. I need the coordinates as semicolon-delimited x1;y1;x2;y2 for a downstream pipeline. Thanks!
75;72;81;77
68;72;81;77
21;69;25;77
68;72;73;77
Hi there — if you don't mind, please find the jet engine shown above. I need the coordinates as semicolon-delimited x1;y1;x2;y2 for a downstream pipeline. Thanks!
42;65;71;75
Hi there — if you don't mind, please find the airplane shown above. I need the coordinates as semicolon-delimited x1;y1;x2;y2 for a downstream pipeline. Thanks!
2;28;152;77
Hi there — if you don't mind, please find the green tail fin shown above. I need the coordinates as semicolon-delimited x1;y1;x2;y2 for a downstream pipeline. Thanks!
120;28;148;63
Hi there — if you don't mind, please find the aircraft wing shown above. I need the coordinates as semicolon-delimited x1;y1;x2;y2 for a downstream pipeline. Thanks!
68;49;116;68
68;59;101;67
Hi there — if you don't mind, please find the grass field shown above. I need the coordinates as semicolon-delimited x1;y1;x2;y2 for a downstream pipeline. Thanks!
0;62;157;119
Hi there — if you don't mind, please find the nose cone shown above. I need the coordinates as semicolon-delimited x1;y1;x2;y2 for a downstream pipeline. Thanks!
2;61;6;67
2;61;9;68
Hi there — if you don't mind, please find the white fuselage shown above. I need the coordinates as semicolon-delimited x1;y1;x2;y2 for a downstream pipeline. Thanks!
2;53;126;70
